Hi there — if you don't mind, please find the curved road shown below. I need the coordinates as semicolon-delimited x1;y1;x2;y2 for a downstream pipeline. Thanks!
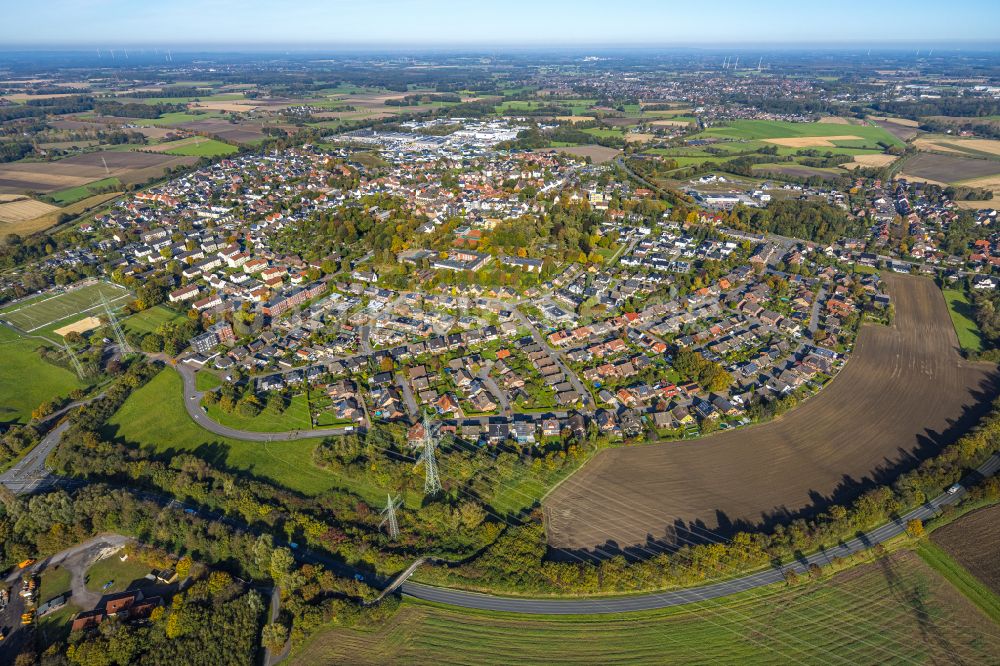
173;361;357;441
398;453;1000;614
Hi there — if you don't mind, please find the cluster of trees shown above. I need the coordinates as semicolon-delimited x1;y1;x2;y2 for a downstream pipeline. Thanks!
203;381;270;418
727;199;867;244
672;348;732;392
0;425;41;470
0;95;93;122
53;569;262;666
385;93;462;106
0;140;33;163
872;97;1000;121
505;126;625;150
128;316;201;357
93;101;186;119
485;201;604;264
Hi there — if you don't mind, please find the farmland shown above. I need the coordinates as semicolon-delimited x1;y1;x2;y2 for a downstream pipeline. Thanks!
695;119;904;149
0;196;58;223
161;137;239;157
48;176;121;205
291;551;1000;665
0;191;120;237
900;152;1000;185
931;503;1000;597
545;274;998;552
542;145;621;164
0;151;197;194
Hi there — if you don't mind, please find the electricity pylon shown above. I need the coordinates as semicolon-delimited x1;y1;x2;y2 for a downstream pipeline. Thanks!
414;416;442;496
65;343;87;379
379;494;402;541
100;292;132;354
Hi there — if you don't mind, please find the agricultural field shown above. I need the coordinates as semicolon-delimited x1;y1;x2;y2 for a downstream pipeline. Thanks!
48;177;121;205
0;281;129;337
5;191;120;238
931;503;1000;597
541;145;621;164
160;137;239;157
292;551;1000;665
0;151;196;194
0;325;85;426
545;274;999;552
175;119;268;144
106;369;387;501
695;119;903;149
914;135;1000;159
942;288;985;352
0;196;58;223
900;152;1000;185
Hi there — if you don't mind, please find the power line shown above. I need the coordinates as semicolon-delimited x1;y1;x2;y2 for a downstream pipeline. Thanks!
100;292;132;355
379;494;401;541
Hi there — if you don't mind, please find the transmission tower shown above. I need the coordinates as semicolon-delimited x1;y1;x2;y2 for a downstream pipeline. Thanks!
414;416;442;496
379;494;402;540
100;292;132;354
65;343;87;379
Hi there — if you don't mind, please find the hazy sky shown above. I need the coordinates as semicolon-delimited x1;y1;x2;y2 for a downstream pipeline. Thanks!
3;0;999;47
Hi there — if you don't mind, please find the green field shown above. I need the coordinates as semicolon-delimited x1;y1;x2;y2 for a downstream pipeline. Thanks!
38;564;72;602
123;304;186;335
85;553;153;595
0;281;129;334
0;325;85;425
203;392;313;432
145;111;226;126
195;370;223;392
696;120;903;149
916;539;1000;623
291;550;1000;665
113;93;245;105
106;369;386;501
164;138;238;157
582;127;625;139
942;288;984;352
48;177;122;206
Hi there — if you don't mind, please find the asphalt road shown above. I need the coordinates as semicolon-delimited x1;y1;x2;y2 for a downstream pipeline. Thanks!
0;420;73;494
174;361;357;441
397;453;1000;615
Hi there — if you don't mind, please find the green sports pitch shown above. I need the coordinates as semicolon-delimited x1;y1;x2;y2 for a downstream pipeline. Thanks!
0;281;130;335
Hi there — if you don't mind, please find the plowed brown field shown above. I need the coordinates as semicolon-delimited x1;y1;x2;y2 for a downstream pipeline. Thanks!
931;504;1000;595
545;274;998;555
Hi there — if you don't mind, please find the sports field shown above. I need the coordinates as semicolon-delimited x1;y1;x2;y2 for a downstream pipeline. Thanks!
291;550;1000;665
546;274;999;552
0;281;129;335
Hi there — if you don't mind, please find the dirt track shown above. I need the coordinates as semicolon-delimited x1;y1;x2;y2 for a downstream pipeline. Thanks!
544;274;999;555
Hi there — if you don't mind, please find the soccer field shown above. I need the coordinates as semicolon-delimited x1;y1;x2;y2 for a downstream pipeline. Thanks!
0;282;130;334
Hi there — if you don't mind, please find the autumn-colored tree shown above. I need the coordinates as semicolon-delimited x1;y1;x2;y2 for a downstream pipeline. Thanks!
906;518;925;539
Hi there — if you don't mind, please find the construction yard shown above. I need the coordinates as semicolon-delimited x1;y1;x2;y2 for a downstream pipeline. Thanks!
545;274;999;554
